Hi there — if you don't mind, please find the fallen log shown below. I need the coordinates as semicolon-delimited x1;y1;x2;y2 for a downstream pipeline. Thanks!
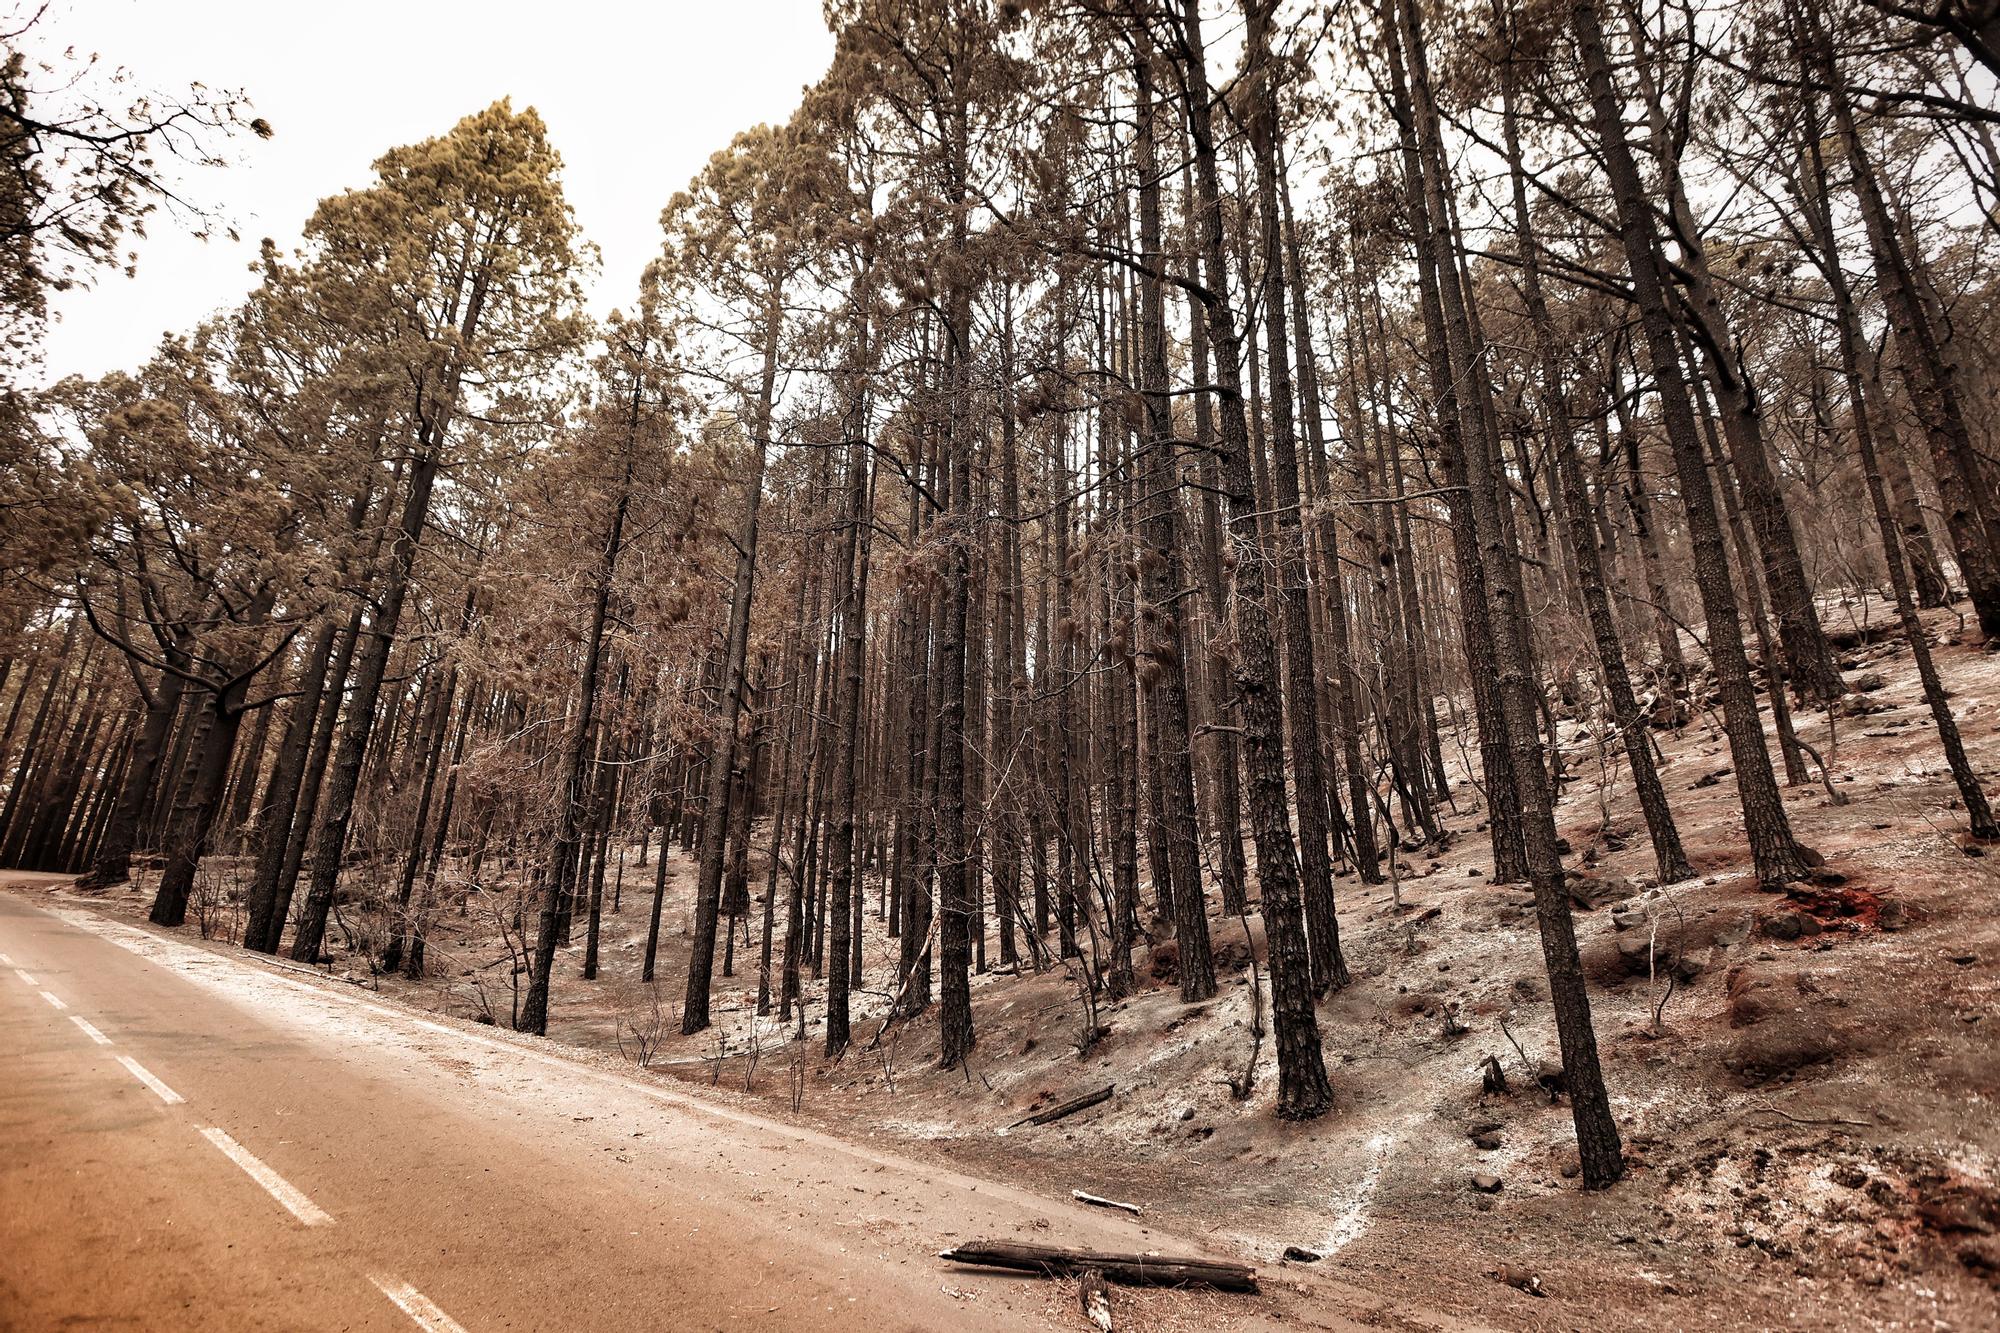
1825;619;1896;651
939;1240;1258;1292
1008;1083;1114;1128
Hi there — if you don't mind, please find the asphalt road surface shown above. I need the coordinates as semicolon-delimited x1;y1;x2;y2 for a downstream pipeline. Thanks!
0;882;1413;1332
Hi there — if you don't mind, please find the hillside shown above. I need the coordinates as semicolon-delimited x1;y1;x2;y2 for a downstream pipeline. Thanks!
37;598;1999;1331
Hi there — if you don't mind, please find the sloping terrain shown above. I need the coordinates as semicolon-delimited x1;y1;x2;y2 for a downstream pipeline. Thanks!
42;599;2000;1331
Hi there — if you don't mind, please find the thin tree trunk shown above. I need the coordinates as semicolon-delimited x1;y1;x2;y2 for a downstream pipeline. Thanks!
1178;0;1332;1117
1573;0;1811;887
683;293;780;1036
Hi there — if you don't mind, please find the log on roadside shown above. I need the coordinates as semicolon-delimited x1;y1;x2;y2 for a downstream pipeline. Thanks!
938;1240;1258;1292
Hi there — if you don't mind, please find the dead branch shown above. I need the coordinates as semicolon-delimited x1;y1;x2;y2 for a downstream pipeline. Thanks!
939;1240;1257;1292
1008;1084;1114;1128
1071;1189;1141;1215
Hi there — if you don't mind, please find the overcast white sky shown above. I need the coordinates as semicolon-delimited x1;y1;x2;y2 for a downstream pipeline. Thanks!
31;0;836;385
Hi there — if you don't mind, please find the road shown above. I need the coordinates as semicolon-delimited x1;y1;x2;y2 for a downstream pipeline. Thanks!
0;881;1397;1332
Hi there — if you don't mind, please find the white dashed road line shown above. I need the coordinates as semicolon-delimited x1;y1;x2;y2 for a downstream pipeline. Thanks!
368;1274;469;1333
9;915;479;1330
114;1054;184;1104
198;1127;335;1227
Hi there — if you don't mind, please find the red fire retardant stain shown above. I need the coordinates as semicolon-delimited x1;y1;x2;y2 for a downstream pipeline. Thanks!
1785;884;1886;931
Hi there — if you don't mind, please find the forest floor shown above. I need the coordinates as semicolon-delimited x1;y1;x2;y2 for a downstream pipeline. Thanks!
31;597;2000;1332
